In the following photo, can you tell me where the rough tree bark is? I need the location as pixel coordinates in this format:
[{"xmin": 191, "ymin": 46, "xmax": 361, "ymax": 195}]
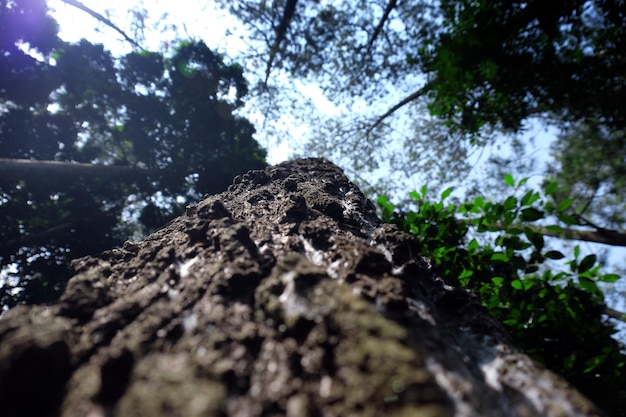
[{"xmin": 0, "ymin": 158, "xmax": 604, "ymax": 417}]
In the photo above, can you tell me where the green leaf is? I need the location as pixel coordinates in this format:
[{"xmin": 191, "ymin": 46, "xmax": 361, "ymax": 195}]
[
  {"xmin": 377, "ymin": 196, "xmax": 394, "ymax": 222},
  {"xmin": 546, "ymin": 225, "xmax": 563, "ymax": 233},
  {"xmin": 491, "ymin": 252, "xmax": 509, "ymax": 262},
  {"xmin": 545, "ymin": 250, "xmax": 565, "ymax": 260},
  {"xmin": 421, "ymin": 185, "xmax": 428, "ymax": 198},
  {"xmin": 521, "ymin": 190, "xmax": 539, "ymax": 207},
  {"xmin": 544, "ymin": 180, "xmax": 558, "ymax": 196},
  {"xmin": 579, "ymin": 277, "xmax": 600, "ymax": 294},
  {"xmin": 524, "ymin": 227, "xmax": 545, "ymax": 250},
  {"xmin": 503, "ymin": 173, "xmax": 515, "ymax": 187},
  {"xmin": 511, "ymin": 280, "xmax": 523, "ymax": 290},
  {"xmin": 526, "ymin": 264, "xmax": 539, "ymax": 273},
  {"xmin": 517, "ymin": 177, "xmax": 529, "ymax": 187},
  {"xmin": 578, "ymin": 254, "xmax": 597, "ymax": 273},
  {"xmin": 377, "ymin": 195, "xmax": 390, "ymax": 208},
  {"xmin": 467, "ymin": 238, "xmax": 479, "ymax": 252},
  {"xmin": 459, "ymin": 269, "xmax": 473, "ymax": 279},
  {"xmin": 557, "ymin": 213, "xmax": 578, "ymax": 225},
  {"xmin": 598, "ymin": 273, "xmax": 620, "ymax": 283},
  {"xmin": 441, "ymin": 187, "xmax": 453, "ymax": 200},
  {"xmin": 520, "ymin": 207, "xmax": 543, "ymax": 221},
  {"xmin": 473, "ymin": 196, "xmax": 485, "ymax": 209},
  {"xmin": 583, "ymin": 353, "xmax": 609, "ymax": 373},
  {"xmin": 409, "ymin": 190, "xmax": 420, "ymax": 200},
  {"xmin": 491, "ymin": 277, "xmax": 504, "ymax": 286},
  {"xmin": 503, "ymin": 196, "xmax": 517, "ymax": 210},
  {"xmin": 556, "ymin": 198, "xmax": 574, "ymax": 212}
]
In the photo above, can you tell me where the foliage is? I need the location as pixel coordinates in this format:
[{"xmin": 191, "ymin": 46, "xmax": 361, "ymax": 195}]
[
  {"xmin": 547, "ymin": 119, "xmax": 626, "ymax": 230},
  {"xmin": 0, "ymin": 0, "xmax": 266, "ymax": 309},
  {"xmin": 217, "ymin": 0, "xmax": 625, "ymax": 134},
  {"xmin": 213, "ymin": 0, "xmax": 626, "ymax": 229},
  {"xmin": 423, "ymin": 0, "xmax": 626, "ymax": 135},
  {"xmin": 378, "ymin": 177, "xmax": 626, "ymax": 415}
]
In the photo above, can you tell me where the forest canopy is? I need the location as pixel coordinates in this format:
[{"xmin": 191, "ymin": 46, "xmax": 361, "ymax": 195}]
[{"xmin": 0, "ymin": 0, "xmax": 266, "ymax": 308}]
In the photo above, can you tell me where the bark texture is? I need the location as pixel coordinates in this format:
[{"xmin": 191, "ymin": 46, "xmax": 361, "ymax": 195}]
[{"xmin": 0, "ymin": 158, "xmax": 604, "ymax": 417}]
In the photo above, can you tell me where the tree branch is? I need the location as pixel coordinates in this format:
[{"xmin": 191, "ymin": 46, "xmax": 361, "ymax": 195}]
[
  {"xmin": 264, "ymin": 0, "xmax": 298, "ymax": 84},
  {"xmin": 366, "ymin": 0, "xmax": 398, "ymax": 55},
  {"xmin": 603, "ymin": 306, "xmax": 626, "ymax": 324},
  {"xmin": 366, "ymin": 82, "xmax": 433, "ymax": 135},
  {"xmin": 459, "ymin": 218, "xmax": 626, "ymax": 247},
  {"xmin": 59, "ymin": 0, "xmax": 144, "ymax": 50},
  {"xmin": 0, "ymin": 158, "xmax": 157, "ymax": 183},
  {"xmin": 0, "ymin": 222, "xmax": 75, "ymax": 254}
]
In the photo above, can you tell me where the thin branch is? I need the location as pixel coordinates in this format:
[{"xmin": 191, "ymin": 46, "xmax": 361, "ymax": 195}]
[
  {"xmin": 366, "ymin": 0, "xmax": 398, "ymax": 55},
  {"xmin": 603, "ymin": 306, "xmax": 626, "ymax": 324},
  {"xmin": 366, "ymin": 81, "xmax": 434, "ymax": 135},
  {"xmin": 0, "ymin": 222, "xmax": 75, "ymax": 254},
  {"xmin": 264, "ymin": 0, "xmax": 298, "ymax": 85},
  {"xmin": 59, "ymin": 0, "xmax": 144, "ymax": 50},
  {"xmin": 458, "ymin": 218, "xmax": 626, "ymax": 247}
]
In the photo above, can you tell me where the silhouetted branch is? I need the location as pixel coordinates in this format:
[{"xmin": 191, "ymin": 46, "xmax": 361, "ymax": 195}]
[
  {"xmin": 458, "ymin": 218, "xmax": 626, "ymax": 247},
  {"xmin": 0, "ymin": 158, "xmax": 157, "ymax": 182},
  {"xmin": 264, "ymin": 0, "xmax": 298, "ymax": 84},
  {"xmin": 603, "ymin": 306, "xmax": 626, "ymax": 323},
  {"xmin": 366, "ymin": 81, "xmax": 433, "ymax": 135},
  {"xmin": 60, "ymin": 0, "xmax": 144, "ymax": 50},
  {"xmin": 366, "ymin": 0, "xmax": 397, "ymax": 55}
]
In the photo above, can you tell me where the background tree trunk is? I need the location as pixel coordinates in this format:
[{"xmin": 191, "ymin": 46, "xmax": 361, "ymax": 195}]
[
  {"xmin": 0, "ymin": 158, "xmax": 603, "ymax": 417},
  {"xmin": 0, "ymin": 158, "xmax": 155, "ymax": 183}
]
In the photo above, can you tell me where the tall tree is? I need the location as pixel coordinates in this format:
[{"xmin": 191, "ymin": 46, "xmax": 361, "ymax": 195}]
[
  {"xmin": 0, "ymin": 158, "xmax": 606, "ymax": 417},
  {"xmin": 0, "ymin": 0, "xmax": 266, "ymax": 309}
]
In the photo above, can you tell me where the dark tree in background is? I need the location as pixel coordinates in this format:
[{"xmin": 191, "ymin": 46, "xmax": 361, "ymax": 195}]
[{"xmin": 0, "ymin": 0, "xmax": 266, "ymax": 309}]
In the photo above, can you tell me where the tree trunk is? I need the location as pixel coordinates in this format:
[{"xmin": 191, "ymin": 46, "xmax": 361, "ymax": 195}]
[
  {"xmin": 0, "ymin": 158, "xmax": 603, "ymax": 417},
  {"xmin": 0, "ymin": 158, "xmax": 155, "ymax": 183}
]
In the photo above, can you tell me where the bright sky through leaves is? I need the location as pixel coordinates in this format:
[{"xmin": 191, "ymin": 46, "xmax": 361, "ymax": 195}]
[{"xmin": 47, "ymin": 0, "xmax": 350, "ymax": 164}]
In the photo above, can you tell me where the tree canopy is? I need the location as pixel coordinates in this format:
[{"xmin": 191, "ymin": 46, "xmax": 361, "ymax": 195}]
[
  {"xmin": 218, "ymin": 0, "xmax": 625, "ymax": 133},
  {"xmin": 0, "ymin": 0, "xmax": 266, "ymax": 309},
  {"xmin": 423, "ymin": 0, "xmax": 626, "ymax": 134}
]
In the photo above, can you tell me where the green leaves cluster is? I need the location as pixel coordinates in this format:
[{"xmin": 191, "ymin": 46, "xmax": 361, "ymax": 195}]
[
  {"xmin": 378, "ymin": 177, "xmax": 626, "ymax": 414},
  {"xmin": 422, "ymin": 0, "xmax": 626, "ymax": 135}
]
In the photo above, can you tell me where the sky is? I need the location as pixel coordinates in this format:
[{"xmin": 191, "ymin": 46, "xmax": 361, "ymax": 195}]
[{"xmin": 45, "ymin": 0, "xmax": 626, "ymax": 338}]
